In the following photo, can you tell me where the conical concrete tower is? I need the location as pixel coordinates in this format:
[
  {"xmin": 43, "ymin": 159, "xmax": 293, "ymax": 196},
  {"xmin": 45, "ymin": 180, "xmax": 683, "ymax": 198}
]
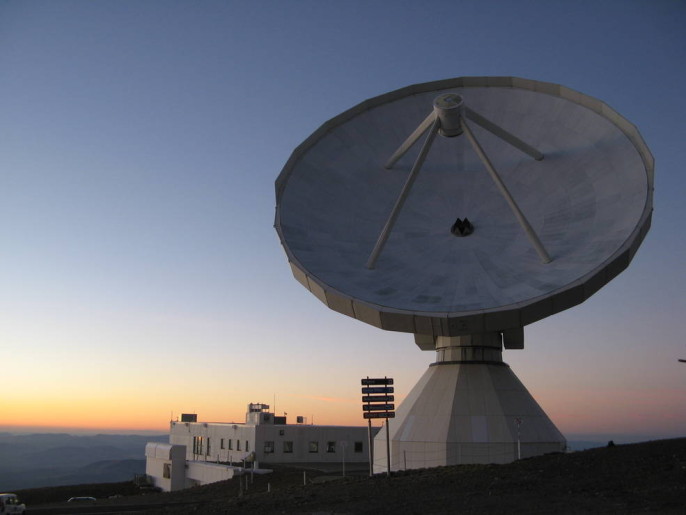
[{"xmin": 373, "ymin": 333, "xmax": 565, "ymax": 473}]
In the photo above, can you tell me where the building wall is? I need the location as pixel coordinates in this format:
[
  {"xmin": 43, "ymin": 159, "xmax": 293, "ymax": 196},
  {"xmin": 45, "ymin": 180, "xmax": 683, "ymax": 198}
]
[
  {"xmin": 144, "ymin": 442, "xmax": 186, "ymax": 492},
  {"xmin": 170, "ymin": 421, "xmax": 257, "ymax": 464},
  {"xmin": 169, "ymin": 420, "xmax": 371, "ymax": 465},
  {"xmin": 185, "ymin": 461, "xmax": 235, "ymax": 488},
  {"xmin": 254, "ymin": 424, "xmax": 370, "ymax": 464}
]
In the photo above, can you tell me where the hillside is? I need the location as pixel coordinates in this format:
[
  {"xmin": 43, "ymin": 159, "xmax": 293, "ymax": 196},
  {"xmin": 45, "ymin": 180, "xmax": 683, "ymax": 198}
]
[
  {"xmin": 0, "ymin": 433, "xmax": 167, "ymax": 490},
  {"xmin": 18, "ymin": 438, "xmax": 686, "ymax": 514}
]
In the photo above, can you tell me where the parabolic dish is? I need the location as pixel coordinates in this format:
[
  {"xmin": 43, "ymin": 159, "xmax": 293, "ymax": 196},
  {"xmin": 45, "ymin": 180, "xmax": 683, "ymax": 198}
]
[{"xmin": 275, "ymin": 77, "xmax": 654, "ymax": 337}]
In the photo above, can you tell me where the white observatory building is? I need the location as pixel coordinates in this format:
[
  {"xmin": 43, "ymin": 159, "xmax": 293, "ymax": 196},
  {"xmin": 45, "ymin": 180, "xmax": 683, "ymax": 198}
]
[
  {"xmin": 145, "ymin": 403, "xmax": 374, "ymax": 491},
  {"xmin": 274, "ymin": 76, "xmax": 653, "ymax": 472}
]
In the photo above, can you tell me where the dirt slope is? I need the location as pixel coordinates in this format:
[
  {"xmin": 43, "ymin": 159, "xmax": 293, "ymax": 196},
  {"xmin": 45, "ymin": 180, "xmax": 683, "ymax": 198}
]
[{"xmin": 21, "ymin": 438, "xmax": 686, "ymax": 514}]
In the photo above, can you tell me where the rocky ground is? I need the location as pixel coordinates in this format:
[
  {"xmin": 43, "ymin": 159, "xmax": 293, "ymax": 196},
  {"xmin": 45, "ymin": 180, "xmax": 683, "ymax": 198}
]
[{"xmin": 19, "ymin": 438, "xmax": 686, "ymax": 514}]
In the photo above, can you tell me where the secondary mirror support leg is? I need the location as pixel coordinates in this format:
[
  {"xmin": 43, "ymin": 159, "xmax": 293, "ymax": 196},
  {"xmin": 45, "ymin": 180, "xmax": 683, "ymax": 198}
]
[
  {"xmin": 461, "ymin": 118, "xmax": 552, "ymax": 264},
  {"xmin": 384, "ymin": 112, "xmax": 437, "ymax": 169},
  {"xmin": 465, "ymin": 108, "xmax": 544, "ymax": 161},
  {"xmin": 366, "ymin": 117, "xmax": 440, "ymax": 269}
]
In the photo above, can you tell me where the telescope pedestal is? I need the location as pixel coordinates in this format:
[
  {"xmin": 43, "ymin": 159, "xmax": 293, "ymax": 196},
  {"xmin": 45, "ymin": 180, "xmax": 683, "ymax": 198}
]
[{"xmin": 373, "ymin": 334, "xmax": 566, "ymax": 473}]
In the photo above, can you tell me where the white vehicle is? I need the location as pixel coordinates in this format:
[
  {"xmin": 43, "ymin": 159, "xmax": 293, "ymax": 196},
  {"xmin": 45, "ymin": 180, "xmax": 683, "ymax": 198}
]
[{"xmin": 0, "ymin": 493, "xmax": 25, "ymax": 515}]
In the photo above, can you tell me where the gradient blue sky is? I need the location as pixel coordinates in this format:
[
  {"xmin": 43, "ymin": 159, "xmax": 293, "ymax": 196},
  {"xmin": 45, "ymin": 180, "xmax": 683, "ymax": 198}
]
[{"xmin": 1, "ymin": 1, "xmax": 684, "ymax": 440}]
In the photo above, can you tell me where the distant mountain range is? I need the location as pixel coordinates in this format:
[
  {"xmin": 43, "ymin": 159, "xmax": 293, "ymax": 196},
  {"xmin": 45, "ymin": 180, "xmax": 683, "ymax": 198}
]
[{"xmin": 0, "ymin": 432, "xmax": 167, "ymax": 490}]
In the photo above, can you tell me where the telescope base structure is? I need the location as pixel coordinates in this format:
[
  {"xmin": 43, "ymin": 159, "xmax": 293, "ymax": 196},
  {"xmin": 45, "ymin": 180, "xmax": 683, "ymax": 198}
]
[{"xmin": 373, "ymin": 336, "xmax": 566, "ymax": 473}]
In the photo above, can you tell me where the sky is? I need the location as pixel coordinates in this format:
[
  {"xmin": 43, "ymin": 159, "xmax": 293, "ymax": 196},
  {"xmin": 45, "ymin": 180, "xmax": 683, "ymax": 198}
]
[{"xmin": 0, "ymin": 1, "xmax": 684, "ymax": 442}]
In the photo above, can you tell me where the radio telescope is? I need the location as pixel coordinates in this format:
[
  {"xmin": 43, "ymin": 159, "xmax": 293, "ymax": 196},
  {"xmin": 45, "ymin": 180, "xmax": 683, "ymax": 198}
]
[{"xmin": 274, "ymin": 77, "xmax": 654, "ymax": 471}]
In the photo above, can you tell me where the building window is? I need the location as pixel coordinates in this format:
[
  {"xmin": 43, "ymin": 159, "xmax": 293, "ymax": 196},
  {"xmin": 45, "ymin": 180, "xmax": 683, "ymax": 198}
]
[
  {"xmin": 354, "ymin": 441, "xmax": 363, "ymax": 453},
  {"xmin": 283, "ymin": 441, "xmax": 293, "ymax": 453},
  {"xmin": 221, "ymin": 438, "xmax": 225, "ymax": 450},
  {"xmin": 246, "ymin": 440, "xmax": 250, "ymax": 452},
  {"xmin": 264, "ymin": 441, "xmax": 275, "ymax": 453},
  {"xmin": 279, "ymin": 429, "xmax": 285, "ymax": 436},
  {"xmin": 163, "ymin": 463, "xmax": 171, "ymax": 479},
  {"xmin": 309, "ymin": 441, "xmax": 319, "ymax": 453},
  {"xmin": 237, "ymin": 440, "xmax": 241, "ymax": 451},
  {"xmin": 327, "ymin": 441, "xmax": 336, "ymax": 453},
  {"xmin": 206, "ymin": 438, "xmax": 211, "ymax": 456},
  {"xmin": 192, "ymin": 436, "xmax": 204, "ymax": 455},
  {"xmin": 228, "ymin": 439, "xmax": 232, "ymax": 450}
]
